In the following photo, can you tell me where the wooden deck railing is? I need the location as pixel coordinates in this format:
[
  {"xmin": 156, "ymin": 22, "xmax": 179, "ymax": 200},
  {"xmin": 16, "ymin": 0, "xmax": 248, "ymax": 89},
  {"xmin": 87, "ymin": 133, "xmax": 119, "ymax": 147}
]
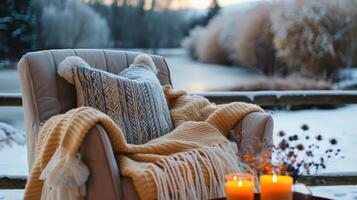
[
  {"xmin": 1, "ymin": 91, "xmax": 357, "ymax": 189},
  {"xmin": 193, "ymin": 90, "xmax": 357, "ymax": 106},
  {"xmin": 2, "ymin": 90, "xmax": 357, "ymax": 106},
  {"xmin": 0, "ymin": 93, "xmax": 22, "ymax": 106},
  {"xmin": 0, "ymin": 176, "xmax": 27, "ymax": 189}
]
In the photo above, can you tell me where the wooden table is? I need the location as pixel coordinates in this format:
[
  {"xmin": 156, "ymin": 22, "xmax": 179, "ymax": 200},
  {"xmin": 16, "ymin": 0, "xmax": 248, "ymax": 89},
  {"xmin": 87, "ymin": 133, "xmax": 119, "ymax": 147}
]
[{"xmin": 214, "ymin": 192, "xmax": 331, "ymax": 200}]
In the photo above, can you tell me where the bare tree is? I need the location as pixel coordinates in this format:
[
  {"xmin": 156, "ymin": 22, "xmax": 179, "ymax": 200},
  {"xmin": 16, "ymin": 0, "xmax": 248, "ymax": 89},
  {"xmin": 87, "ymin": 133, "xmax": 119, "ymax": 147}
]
[{"xmin": 103, "ymin": 0, "xmax": 184, "ymax": 48}]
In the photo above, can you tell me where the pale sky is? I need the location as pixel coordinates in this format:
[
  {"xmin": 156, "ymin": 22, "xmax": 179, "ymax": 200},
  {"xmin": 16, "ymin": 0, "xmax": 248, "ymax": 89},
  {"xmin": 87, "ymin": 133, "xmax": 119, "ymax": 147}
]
[
  {"xmin": 103, "ymin": 0, "xmax": 258, "ymax": 9},
  {"xmin": 182, "ymin": 0, "xmax": 257, "ymax": 9}
]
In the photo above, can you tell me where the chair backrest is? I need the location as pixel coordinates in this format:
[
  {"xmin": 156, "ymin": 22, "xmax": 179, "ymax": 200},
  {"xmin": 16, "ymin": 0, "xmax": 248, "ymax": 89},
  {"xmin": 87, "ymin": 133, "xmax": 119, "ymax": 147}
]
[{"xmin": 18, "ymin": 49, "xmax": 172, "ymax": 169}]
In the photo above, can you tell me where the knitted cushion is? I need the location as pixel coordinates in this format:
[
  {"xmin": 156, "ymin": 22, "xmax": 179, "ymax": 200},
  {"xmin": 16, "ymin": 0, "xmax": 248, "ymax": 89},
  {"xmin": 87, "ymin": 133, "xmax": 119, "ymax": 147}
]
[{"xmin": 58, "ymin": 55, "xmax": 173, "ymax": 144}]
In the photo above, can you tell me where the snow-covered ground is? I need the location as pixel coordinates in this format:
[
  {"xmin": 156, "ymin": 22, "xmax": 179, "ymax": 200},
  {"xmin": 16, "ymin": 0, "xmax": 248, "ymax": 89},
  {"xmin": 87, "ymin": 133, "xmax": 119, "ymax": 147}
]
[
  {"xmin": 0, "ymin": 190, "xmax": 23, "ymax": 200},
  {"xmin": 271, "ymin": 105, "xmax": 357, "ymax": 174},
  {"xmin": 310, "ymin": 185, "xmax": 357, "ymax": 200}
]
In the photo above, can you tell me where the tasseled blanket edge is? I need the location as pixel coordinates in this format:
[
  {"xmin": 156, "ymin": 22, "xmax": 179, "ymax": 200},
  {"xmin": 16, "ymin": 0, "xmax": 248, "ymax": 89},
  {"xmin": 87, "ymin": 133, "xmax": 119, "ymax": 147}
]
[
  {"xmin": 148, "ymin": 143, "xmax": 255, "ymax": 200},
  {"xmin": 39, "ymin": 148, "xmax": 89, "ymax": 200}
]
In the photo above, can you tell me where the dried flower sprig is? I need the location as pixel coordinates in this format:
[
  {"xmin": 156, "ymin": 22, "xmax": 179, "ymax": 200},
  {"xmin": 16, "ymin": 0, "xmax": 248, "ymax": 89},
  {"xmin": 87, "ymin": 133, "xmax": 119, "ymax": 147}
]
[{"xmin": 240, "ymin": 124, "xmax": 344, "ymax": 181}]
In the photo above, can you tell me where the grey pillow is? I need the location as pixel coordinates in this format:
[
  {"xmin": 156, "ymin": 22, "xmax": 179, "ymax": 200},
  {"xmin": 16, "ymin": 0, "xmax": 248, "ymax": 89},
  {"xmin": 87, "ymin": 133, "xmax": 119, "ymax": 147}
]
[{"xmin": 58, "ymin": 55, "xmax": 173, "ymax": 144}]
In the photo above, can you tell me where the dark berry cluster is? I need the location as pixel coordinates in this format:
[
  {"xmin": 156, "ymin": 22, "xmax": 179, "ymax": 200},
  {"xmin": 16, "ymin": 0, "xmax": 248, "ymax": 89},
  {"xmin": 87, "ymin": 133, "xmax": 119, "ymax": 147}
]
[{"xmin": 240, "ymin": 124, "xmax": 344, "ymax": 181}]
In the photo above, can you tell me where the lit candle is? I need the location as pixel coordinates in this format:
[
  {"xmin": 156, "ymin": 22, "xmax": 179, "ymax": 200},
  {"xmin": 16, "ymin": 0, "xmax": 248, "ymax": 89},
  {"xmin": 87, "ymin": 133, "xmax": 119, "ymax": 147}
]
[
  {"xmin": 225, "ymin": 173, "xmax": 254, "ymax": 200},
  {"xmin": 260, "ymin": 174, "xmax": 293, "ymax": 200}
]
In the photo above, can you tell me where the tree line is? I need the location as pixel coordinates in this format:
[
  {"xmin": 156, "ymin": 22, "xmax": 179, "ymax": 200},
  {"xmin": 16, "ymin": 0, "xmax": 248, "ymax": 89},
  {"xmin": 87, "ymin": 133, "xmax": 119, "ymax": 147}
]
[{"xmin": 0, "ymin": 0, "xmax": 220, "ymax": 61}]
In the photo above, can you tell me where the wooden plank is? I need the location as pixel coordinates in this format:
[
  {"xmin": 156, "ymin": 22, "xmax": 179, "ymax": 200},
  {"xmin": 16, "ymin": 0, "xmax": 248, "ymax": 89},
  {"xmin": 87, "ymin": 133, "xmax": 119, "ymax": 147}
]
[
  {"xmin": 0, "ymin": 176, "xmax": 26, "ymax": 189},
  {"xmin": 0, "ymin": 93, "xmax": 22, "ymax": 106},
  {"xmin": 192, "ymin": 91, "xmax": 357, "ymax": 106},
  {"xmin": 297, "ymin": 172, "xmax": 357, "ymax": 186},
  {"xmin": 1, "ymin": 173, "xmax": 357, "ymax": 189},
  {"xmin": 1, "ymin": 91, "xmax": 357, "ymax": 107}
]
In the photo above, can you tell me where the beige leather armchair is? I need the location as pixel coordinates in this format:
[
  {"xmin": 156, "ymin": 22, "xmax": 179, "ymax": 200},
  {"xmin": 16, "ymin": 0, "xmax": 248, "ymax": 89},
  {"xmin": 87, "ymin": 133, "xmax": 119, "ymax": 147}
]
[{"xmin": 18, "ymin": 49, "xmax": 273, "ymax": 199}]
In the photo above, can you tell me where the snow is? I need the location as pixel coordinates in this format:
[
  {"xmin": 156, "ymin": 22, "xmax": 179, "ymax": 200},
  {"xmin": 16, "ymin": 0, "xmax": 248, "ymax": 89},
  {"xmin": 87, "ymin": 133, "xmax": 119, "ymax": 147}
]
[
  {"xmin": 116, "ymin": 48, "xmax": 187, "ymax": 57},
  {"xmin": 336, "ymin": 68, "xmax": 357, "ymax": 89},
  {"xmin": 271, "ymin": 105, "xmax": 357, "ymax": 174},
  {"xmin": 0, "ymin": 189, "xmax": 23, "ymax": 200},
  {"xmin": 0, "ymin": 122, "xmax": 25, "ymax": 150},
  {"xmin": 310, "ymin": 185, "xmax": 357, "ymax": 200},
  {"xmin": 0, "ymin": 145, "xmax": 28, "ymax": 176}
]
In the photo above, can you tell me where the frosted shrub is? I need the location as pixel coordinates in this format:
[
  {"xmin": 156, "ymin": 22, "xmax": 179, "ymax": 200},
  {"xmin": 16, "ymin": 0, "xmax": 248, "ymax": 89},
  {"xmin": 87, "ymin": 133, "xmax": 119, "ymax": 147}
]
[
  {"xmin": 271, "ymin": 0, "xmax": 356, "ymax": 78},
  {"xmin": 182, "ymin": 26, "xmax": 204, "ymax": 59},
  {"xmin": 196, "ymin": 16, "xmax": 229, "ymax": 64},
  {"xmin": 41, "ymin": 0, "xmax": 110, "ymax": 48},
  {"xmin": 183, "ymin": 2, "xmax": 278, "ymax": 72},
  {"xmin": 341, "ymin": 0, "xmax": 357, "ymax": 67},
  {"xmin": 183, "ymin": 0, "xmax": 356, "ymax": 79},
  {"xmin": 229, "ymin": 2, "xmax": 276, "ymax": 74},
  {"xmin": 218, "ymin": 11, "xmax": 243, "ymax": 61}
]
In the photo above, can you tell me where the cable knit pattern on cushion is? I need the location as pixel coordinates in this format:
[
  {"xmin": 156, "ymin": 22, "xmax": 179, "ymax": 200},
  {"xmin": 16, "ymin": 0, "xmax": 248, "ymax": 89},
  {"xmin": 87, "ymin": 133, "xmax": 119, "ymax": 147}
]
[{"xmin": 58, "ymin": 56, "xmax": 173, "ymax": 144}]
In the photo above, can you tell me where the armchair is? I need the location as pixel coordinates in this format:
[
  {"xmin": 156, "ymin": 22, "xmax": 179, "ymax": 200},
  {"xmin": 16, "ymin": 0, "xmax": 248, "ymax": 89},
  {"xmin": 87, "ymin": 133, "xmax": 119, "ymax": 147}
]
[{"xmin": 18, "ymin": 49, "xmax": 273, "ymax": 199}]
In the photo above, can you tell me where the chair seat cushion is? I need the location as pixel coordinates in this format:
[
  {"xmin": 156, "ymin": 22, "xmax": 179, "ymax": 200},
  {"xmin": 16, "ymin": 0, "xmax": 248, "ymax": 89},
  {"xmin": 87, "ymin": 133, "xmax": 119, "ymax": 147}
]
[{"xmin": 58, "ymin": 56, "xmax": 173, "ymax": 144}]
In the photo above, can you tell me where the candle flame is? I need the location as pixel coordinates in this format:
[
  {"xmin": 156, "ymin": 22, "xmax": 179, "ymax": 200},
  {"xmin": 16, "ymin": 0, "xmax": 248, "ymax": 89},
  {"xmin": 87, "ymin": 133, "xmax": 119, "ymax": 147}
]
[
  {"xmin": 238, "ymin": 180, "xmax": 243, "ymax": 187},
  {"xmin": 272, "ymin": 174, "xmax": 278, "ymax": 183},
  {"xmin": 233, "ymin": 176, "xmax": 237, "ymax": 181}
]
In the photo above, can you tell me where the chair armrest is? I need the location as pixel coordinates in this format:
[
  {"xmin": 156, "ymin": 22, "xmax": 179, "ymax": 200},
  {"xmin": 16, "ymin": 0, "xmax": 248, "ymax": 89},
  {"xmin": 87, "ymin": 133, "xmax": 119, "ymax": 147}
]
[
  {"xmin": 228, "ymin": 112, "xmax": 274, "ymax": 155},
  {"xmin": 79, "ymin": 124, "xmax": 122, "ymax": 200}
]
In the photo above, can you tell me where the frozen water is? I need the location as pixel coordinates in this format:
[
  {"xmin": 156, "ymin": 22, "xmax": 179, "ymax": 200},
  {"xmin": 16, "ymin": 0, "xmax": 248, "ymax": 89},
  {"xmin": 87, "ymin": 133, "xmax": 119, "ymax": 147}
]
[{"xmin": 166, "ymin": 55, "xmax": 263, "ymax": 92}]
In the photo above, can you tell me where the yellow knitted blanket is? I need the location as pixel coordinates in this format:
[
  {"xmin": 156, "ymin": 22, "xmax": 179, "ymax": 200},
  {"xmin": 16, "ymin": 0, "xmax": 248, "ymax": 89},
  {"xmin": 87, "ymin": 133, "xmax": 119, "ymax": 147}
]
[{"xmin": 24, "ymin": 86, "xmax": 263, "ymax": 200}]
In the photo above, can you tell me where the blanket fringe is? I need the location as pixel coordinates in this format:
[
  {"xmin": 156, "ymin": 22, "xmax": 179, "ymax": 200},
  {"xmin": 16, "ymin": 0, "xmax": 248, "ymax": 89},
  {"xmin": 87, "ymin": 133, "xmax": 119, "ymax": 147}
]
[{"xmin": 150, "ymin": 143, "xmax": 252, "ymax": 200}]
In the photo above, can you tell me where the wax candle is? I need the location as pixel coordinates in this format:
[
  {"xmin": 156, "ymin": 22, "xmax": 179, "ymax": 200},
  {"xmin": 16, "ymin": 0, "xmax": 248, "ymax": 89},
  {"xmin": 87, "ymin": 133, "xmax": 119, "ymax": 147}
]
[
  {"xmin": 225, "ymin": 173, "xmax": 254, "ymax": 200},
  {"xmin": 260, "ymin": 174, "xmax": 293, "ymax": 200}
]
